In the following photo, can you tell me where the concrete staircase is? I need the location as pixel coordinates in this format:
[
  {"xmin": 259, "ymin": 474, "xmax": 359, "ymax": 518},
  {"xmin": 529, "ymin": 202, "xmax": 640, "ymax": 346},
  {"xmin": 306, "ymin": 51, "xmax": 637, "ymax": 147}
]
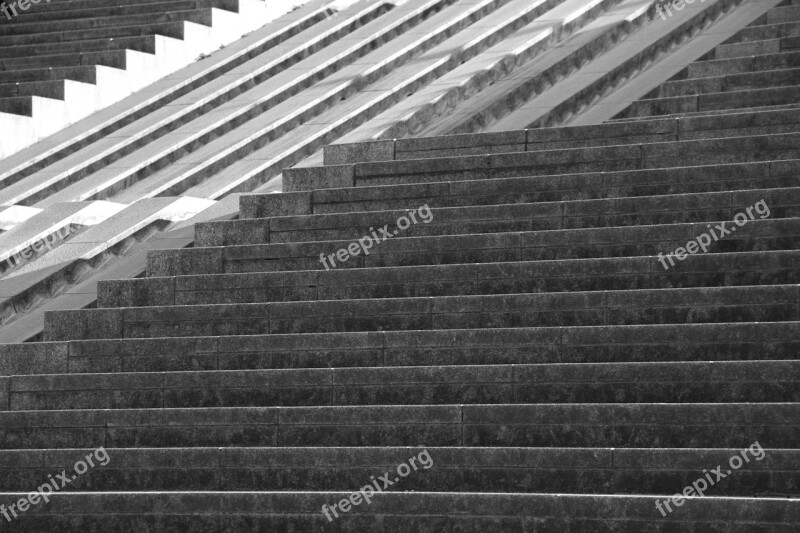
[
  {"xmin": 0, "ymin": 0, "xmax": 788, "ymax": 344},
  {"xmin": 0, "ymin": 0, "xmax": 798, "ymax": 529}
]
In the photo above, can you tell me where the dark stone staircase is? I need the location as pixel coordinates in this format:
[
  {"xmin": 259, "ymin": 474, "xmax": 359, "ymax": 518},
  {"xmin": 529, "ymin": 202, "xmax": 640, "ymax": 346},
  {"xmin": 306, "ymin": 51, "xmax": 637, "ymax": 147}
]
[{"xmin": 1, "ymin": 1, "xmax": 799, "ymax": 530}]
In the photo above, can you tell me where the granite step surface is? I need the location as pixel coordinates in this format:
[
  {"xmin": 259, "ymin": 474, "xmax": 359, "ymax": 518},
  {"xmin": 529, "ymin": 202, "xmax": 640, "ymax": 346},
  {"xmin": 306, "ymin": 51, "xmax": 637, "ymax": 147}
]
[
  {"xmin": 2, "ymin": 360, "xmax": 796, "ymax": 410},
  {"xmin": 0, "ymin": 446, "xmax": 794, "ymax": 495},
  {"xmin": 98, "ymin": 250, "xmax": 800, "ymax": 308},
  {"xmin": 4, "ymin": 322, "xmax": 797, "ymax": 376},
  {"xmin": 43, "ymin": 284, "xmax": 800, "ymax": 341},
  {"xmin": 148, "ymin": 217, "xmax": 800, "ymax": 277},
  {"xmin": 0, "ymin": 403, "xmax": 796, "ymax": 449},
  {"xmin": 195, "ymin": 185, "xmax": 794, "ymax": 247},
  {"xmin": 0, "ymin": 491, "xmax": 795, "ymax": 532}
]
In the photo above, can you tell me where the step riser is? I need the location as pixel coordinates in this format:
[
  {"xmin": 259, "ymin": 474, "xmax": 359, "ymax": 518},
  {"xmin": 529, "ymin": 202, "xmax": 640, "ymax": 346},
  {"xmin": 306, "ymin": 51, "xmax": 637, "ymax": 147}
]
[
  {"xmin": 5, "ymin": 0, "xmax": 232, "ymax": 26},
  {"xmin": 0, "ymin": 493, "xmax": 795, "ymax": 533},
  {"xmin": 0, "ymin": 49, "xmax": 132, "ymax": 73},
  {"xmin": 6, "ymin": 361, "xmax": 797, "ymax": 411},
  {"xmin": 714, "ymin": 37, "xmax": 798, "ymax": 60},
  {"xmin": 268, "ymin": 168, "xmax": 797, "ymax": 220},
  {"xmin": 99, "ymin": 251, "xmax": 800, "ymax": 308},
  {"xmin": 622, "ymin": 86, "xmax": 800, "ymax": 119},
  {"xmin": 686, "ymin": 50, "xmax": 800, "ymax": 78},
  {"xmin": 655, "ymin": 68, "xmax": 800, "ymax": 98},
  {"xmin": 0, "ymin": 447, "xmax": 792, "ymax": 495},
  {"xmin": 151, "ymin": 218, "xmax": 800, "ymax": 277},
  {"xmin": 327, "ymin": 109, "xmax": 800, "ymax": 164},
  {"xmin": 199, "ymin": 187, "xmax": 796, "ymax": 247},
  {"xmin": 0, "ymin": 9, "xmax": 215, "ymax": 37},
  {"xmin": 298, "ymin": 171, "xmax": 800, "ymax": 218},
  {"xmin": 287, "ymin": 133, "xmax": 800, "ymax": 192},
  {"xmin": 241, "ymin": 159, "xmax": 798, "ymax": 218},
  {"xmin": 45, "ymin": 286, "xmax": 800, "ymax": 341},
  {"xmin": 0, "ymin": 404, "xmax": 796, "ymax": 449},
  {"xmin": 13, "ymin": 323, "xmax": 794, "ymax": 375},
  {"xmin": 0, "ymin": 21, "xmax": 189, "ymax": 50},
  {"xmin": 731, "ymin": 21, "xmax": 800, "ymax": 43},
  {"xmin": 0, "ymin": 35, "xmax": 159, "ymax": 61}
]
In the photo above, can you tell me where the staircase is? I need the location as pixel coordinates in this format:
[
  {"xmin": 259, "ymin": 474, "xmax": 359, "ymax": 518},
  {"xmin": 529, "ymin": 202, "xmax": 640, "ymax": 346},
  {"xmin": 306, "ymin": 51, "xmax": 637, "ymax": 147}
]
[
  {"xmin": 1, "ymin": 0, "xmax": 778, "ymax": 345},
  {"xmin": 0, "ymin": 0, "xmax": 799, "ymax": 530}
]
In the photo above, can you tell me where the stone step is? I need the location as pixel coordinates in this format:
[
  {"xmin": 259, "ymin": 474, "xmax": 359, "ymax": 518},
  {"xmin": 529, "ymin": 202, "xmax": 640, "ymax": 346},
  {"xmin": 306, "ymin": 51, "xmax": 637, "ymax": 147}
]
[
  {"xmin": 0, "ymin": 403, "xmax": 797, "ymax": 449},
  {"xmin": 284, "ymin": 132, "xmax": 800, "ymax": 192},
  {"xmin": 608, "ymin": 102, "xmax": 800, "ymax": 122},
  {"xmin": 0, "ymin": 34, "xmax": 159, "ymax": 61},
  {"xmin": 0, "ymin": 446, "xmax": 793, "ymax": 496},
  {"xmin": 327, "ymin": 109, "xmax": 800, "ymax": 163},
  {"xmin": 1, "ymin": 0, "xmax": 230, "ymax": 27},
  {"xmin": 768, "ymin": 4, "xmax": 800, "ymax": 24},
  {"xmin": 713, "ymin": 35, "xmax": 800, "ymax": 59},
  {"xmin": 647, "ymin": 67, "xmax": 800, "ymax": 99},
  {"xmin": 0, "ymin": 7, "xmax": 216, "ymax": 38},
  {"xmin": 0, "ymin": 11, "xmax": 213, "ymax": 48},
  {"xmin": 0, "ymin": 78, "xmax": 106, "ymax": 101},
  {"xmin": 199, "ymin": 185, "xmax": 793, "ymax": 250},
  {"xmin": 0, "ymin": 47, "xmax": 160, "ymax": 74},
  {"xmin": 617, "ymin": 85, "xmax": 800, "ymax": 119},
  {"xmin": 5, "ymin": 0, "xmax": 220, "ymax": 14},
  {"xmin": 728, "ymin": 20, "xmax": 800, "ymax": 43},
  {"xmin": 98, "ymin": 250, "xmax": 799, "ymax": 310},
  {"xmin": 43, "ymin": 284, "xmax": 800, "ymax": 341},
  {"xmin": 685, "ymin": 49, "xmax": 800, "ymax": 78},
  {"xmin": 4, "ymin": 360, "xmax": 797, "ymax": 411},
  {"xmin": 4, "ymin": 322, "xmax": 796, "ymax": 376},
  {"xmin": 0, "ymin": 64, "xmax": 99, "ymax": 85},
  {"xmin": 149, "ymin": 216, "xmax": 800, "ymax": 278},
  {"xmin": 244, "ymin": 159, "xmax": 798, "ymax": 221},
  {"xmin": 0, "ymin": 491, "xmax": 795, "ymax": 532}
]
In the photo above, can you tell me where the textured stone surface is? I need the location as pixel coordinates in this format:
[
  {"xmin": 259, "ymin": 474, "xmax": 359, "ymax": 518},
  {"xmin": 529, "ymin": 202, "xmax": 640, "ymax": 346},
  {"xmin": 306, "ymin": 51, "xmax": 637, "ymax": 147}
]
[{"xmin": 2, "ymin": 0, "xmax": 800, "ymax": 529}]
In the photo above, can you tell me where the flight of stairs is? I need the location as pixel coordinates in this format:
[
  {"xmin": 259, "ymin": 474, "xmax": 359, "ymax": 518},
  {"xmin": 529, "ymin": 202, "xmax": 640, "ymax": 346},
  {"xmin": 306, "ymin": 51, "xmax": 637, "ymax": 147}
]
[
  {"xmin": 2, "ymin": 0, "xmax": 781, "ymax": 345},
  {"xmin": 0, "ymin": 0, "xmax": 799, "ymax": 530}
]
